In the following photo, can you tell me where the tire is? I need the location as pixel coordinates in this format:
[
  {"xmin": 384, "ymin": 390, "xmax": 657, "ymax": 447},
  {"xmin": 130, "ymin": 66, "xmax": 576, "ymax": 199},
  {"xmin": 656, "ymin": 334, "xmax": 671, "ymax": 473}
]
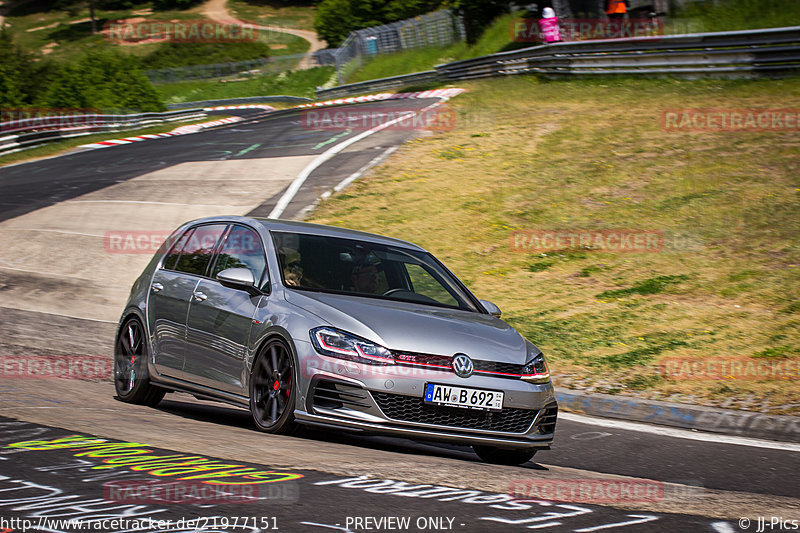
[
  {"xmin": 473, "ymin": 445, "xmax": 537, "ymax": 466},
  {"xmin": 114, "ymin": 316, "xmax": 165, "ymax": 407},
  {"xmin": 249, "ymin": 338, "xmax": 298, "ymax": 434}
]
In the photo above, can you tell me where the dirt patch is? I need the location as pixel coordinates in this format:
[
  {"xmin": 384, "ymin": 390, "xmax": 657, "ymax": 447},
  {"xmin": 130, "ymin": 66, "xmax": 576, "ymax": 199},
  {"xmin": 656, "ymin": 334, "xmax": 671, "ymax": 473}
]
[{"xmin": 26, "ymin": 21, "xmax": 59, "ymax": 32}]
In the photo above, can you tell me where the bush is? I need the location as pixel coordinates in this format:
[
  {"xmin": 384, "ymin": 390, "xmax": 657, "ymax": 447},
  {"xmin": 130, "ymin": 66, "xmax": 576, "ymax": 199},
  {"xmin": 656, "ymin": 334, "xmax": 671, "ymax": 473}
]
[
  {"xmin": 313, "ymin": 0, "xmax": 443, "ymax": 47},
  {"xmin": 0, "ymin": 31, "xmax": 54, "ymax": 107},
  {"xmin": 42, "ymin": 49, "xmax": 164, "ymax": 112},
  {"xmin": 141, "ymin": 42, "xmax": 272, "ymax": 69}
]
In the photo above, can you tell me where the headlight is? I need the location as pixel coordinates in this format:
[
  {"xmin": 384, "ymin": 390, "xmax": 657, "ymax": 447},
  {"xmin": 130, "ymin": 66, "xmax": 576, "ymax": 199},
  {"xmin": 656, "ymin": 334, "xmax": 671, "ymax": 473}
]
[
  {"xmin": 310, "ymin": 327, "xmax": 395, "ymax": 365},
  {"xmin": 521, "ymin": 351, "xmax": 550, "ymax": 384}
]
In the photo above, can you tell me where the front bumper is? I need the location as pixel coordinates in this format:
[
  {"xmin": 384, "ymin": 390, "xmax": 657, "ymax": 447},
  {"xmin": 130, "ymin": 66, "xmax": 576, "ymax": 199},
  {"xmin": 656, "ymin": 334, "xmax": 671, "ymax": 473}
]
[{"xmin": 293, "ymin": 339, "xmax": 558, "ymax": 449}]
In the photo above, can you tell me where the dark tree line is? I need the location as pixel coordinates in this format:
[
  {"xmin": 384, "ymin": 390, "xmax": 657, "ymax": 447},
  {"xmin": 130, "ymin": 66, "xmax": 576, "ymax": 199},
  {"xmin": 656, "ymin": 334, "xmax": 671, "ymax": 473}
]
[
  {"xmin": 0, "ymin": 31, "xmax": 163, "ymax": 112},
  {"xmin": 313, "ymin": 0, "xmax": 508, "ymax": 47}
]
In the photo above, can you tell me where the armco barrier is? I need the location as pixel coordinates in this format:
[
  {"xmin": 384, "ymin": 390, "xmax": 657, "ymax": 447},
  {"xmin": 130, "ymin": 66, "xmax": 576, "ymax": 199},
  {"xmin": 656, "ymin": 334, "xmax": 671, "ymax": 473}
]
[
  {"xmin": 438, "ymin": 26, "xmax": 800, "ymax": 79},
  {"xmin": 556, "ymin": 388, "xmax": 800, "ymax": 443},
  {"xmin": 0, "ymin": 109, "xmax": 205, "ymax": 136},
  {"xmin": 0, "ymin": 109, "xmax": 206, "ymax": 158},
  {"xmin": 316, "ymin": 71, "xmax": 439, "ymax": 100},
  {"xmin": 316, "ymin": 26, "xmax": 800, "ymax": 98},
  {"xmin": 167, "ymin": 95, "xmax": 312, "ymax": 109}
]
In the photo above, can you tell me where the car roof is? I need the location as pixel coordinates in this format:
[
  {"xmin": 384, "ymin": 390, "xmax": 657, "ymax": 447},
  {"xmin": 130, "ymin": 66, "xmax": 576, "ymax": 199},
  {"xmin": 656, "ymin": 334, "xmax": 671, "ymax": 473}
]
[{"xmin": 184, "ymin": 216, "xmax": 426, "ymax": 252}]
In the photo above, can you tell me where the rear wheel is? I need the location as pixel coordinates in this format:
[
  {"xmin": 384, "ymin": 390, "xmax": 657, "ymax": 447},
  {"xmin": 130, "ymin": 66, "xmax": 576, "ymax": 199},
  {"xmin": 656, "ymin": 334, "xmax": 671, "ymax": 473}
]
[
  {"xmin": 250, "ymin": 338, "xmax": 297, "ymax": 434},
  {"xmin": 473, "ymin": 445, "xmax": 537, "ymax": 466},
  {"xmin": 114, "ymin": 317, "xmax": 165, "ymax": 407}
]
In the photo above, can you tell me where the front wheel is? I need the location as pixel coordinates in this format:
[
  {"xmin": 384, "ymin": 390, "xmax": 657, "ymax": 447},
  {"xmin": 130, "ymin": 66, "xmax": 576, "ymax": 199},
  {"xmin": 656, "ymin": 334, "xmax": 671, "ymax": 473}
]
[
  {"xmin": 473, "ymin": 445, "xmax": 537, "ymax": 466},
  {"xmin": 114, "ymin": 317, "xmax": 165, "ymax": 407},
  {"xmin": 249, "ymin": 338, "xmax": 297, "ymax": 434}
]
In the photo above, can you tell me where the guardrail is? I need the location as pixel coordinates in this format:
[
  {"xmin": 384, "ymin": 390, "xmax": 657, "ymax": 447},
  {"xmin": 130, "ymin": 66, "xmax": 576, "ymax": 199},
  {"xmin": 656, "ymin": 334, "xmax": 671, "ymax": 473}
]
[
  {"xmin": 316, "ymin": 26, "xmax": 800, "ymax": 98},
  {"xmin": 0, "ymin": 109, "xmax": 206, "ymax": 158},
  {"xmin": 438, "ymin": 26, "xmax": 800, "ymax": 79},
  {"xmin": 0, "ymin": 109, "xmax": 205, "ymax": 136},
  {"xmin": 315, "ymin": 71, "xmax": 439, "ymax": 99},
  {"xmin": 167, "ymin": 95, "xmax": 312, "ymax": 109}
]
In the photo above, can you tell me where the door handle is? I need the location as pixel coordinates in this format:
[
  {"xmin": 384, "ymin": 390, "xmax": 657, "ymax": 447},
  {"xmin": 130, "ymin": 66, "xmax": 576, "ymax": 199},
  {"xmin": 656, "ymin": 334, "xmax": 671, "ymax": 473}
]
[
  {"xmin": 193, "ymin": 292, "xmax": 207, "ymax": 302},
  {"xmin": 151, "ymin": 283, "xmax": 164, "ymax": 293}
]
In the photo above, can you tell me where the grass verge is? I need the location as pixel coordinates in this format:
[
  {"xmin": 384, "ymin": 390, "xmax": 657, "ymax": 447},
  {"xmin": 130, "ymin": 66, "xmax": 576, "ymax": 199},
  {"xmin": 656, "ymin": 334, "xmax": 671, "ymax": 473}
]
[
  {"xmin": 155, "ymin": 66, "xmax": 335, "ymax": 103},
  {"xmin": 5, "ymin": 2, "xmax": 308, "ymax": 63},
  {"xmin": 228, "ymin": 0, "xmax": 316, "ymax": 31},
  {"xmin": 345, "ymin": 12, "xmax": 526, "ymax": 84},
  {"xmin": 308, "ymin": 75, "xmax": 800, "ymax": 414},
  {"xmin": 674, "ymin": 0, "xmax": 800, "ymax": 33}
]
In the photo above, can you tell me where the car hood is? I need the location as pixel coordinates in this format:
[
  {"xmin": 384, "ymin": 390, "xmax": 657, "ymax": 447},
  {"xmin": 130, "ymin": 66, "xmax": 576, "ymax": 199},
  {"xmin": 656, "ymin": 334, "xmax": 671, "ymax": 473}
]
[{"xmin": 284, "ymin": 290, "xmax": 528, "ymax": 363}]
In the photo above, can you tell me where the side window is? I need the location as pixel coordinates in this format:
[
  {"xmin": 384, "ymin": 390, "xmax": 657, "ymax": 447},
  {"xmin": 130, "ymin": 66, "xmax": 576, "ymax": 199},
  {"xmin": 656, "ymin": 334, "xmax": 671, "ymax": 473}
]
[
  {"xmin": 212, "ymin": 225, "xmax": 268, "ymax": 287},
  {"xmin": 405, "ymin": 263, "xmax": 458, "ymax": 307},
  {"xmin": 163, "ymin": 228, "xmax": 194, "ymax": 271},
  {"xmin": 174, "ymin": 224, "xmax": 227, "ymax": 276}
]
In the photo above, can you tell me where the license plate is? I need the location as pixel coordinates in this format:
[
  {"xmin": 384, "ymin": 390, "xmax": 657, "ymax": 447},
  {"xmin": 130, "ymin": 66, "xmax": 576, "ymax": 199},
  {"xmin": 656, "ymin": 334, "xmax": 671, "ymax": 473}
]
[{"xmin": 424, "ymin": 383, "xmax": 503, "ymax": 411}]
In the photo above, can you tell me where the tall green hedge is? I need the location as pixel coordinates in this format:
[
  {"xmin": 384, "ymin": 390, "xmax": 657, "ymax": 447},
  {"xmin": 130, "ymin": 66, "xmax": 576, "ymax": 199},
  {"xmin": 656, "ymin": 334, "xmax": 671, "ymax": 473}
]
[{"xmin": 0, "ymin": 32, "xmax": 163, "ymax": 112}]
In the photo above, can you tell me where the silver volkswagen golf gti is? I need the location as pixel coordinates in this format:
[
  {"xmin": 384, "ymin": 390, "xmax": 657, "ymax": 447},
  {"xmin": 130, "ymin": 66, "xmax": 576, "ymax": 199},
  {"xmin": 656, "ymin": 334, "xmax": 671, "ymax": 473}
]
[{"xmin": 114, "ymin": 216, "xmax": 557, "ymax": 465}]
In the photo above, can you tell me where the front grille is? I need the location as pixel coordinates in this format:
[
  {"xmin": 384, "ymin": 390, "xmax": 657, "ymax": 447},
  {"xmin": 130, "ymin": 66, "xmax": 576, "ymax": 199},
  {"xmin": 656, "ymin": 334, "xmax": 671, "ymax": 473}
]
[
  {"xmin": 472, "ymin": 360, "xmax": 525, "ymax": 376},
  {"xmin": 534, "ymin": 404, "xmax": 558, "ymax": 434},
  {"xmin": 312, "ymin": 380, "xmax": 371, "ymax": 410},
  {"xmin": 372, "ymin": 391, "xmax": 537, "ymax": 433},
  {"xmin": 391, "ymin": 351, "xmax": 525, "ymax": 380}
]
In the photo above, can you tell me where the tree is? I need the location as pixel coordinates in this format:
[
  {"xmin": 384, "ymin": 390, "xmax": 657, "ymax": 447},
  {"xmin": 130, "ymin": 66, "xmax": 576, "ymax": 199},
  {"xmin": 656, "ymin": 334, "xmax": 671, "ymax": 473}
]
[
  {"xmin": 314, "ymin": 0, "xmax": 357, "ymax": 47},
  {"xmin": 0, "ymin": 31, "xmax": 54, "ymax": 107},
  {"xmin": 314, "ymin": 0, "xmax": 445, "ymax": 47},
  {"xmin": 447, "ymin": 0, "xmax": 508, "ymax": 43}
]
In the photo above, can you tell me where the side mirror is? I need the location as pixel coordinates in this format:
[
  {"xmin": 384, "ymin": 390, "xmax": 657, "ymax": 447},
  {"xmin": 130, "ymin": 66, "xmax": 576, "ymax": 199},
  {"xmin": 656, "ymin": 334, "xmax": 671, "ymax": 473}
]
[
  {"xmin": 480, "ymin": 299, "xmax": 502, "ymax": 318},
  {"xmin": 217, "ymin": 267, "xmax": 257, "ymax": 292}
]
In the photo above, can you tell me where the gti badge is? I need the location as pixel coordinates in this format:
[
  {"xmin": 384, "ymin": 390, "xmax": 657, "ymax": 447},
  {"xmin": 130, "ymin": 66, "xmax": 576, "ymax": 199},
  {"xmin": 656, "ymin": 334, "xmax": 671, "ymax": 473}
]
[{"xmin": 452, "ymin": 353, "xmax": 474, "ymax": 378}]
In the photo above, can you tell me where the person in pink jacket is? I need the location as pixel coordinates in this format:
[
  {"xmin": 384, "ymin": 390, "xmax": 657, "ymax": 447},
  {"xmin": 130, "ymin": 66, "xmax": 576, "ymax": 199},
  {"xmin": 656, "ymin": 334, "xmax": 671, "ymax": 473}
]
[{"xmin": 539, "ymin": 7, "xmax": 561, "ymax": 43}]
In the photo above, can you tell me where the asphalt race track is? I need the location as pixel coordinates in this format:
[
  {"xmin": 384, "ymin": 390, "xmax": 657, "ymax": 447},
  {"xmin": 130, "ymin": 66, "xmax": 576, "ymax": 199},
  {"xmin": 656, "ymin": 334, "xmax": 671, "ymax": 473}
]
[{"xmin": 1, "ymin": 100, "xmax": 798, "ymax": 533}]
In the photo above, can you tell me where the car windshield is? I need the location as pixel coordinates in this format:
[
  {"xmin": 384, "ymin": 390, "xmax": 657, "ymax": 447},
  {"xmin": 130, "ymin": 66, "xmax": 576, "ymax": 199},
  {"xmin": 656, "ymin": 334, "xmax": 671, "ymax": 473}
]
[{"xmin": 272, "ymin": 231, "xmax": 480, "ymax": 312}]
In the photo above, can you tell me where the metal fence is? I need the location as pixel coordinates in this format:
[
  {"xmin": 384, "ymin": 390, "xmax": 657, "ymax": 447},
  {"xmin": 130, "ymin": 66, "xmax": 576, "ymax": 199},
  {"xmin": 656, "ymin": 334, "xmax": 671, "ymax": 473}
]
[
  {"xmin": 316, "ymin": 26, "xmax": 800, "ymax": 98},
  {"xmin": 318, "ymin": 10, "xmax": 466, "ymax": 85},
  {"xmin": 145, "ymin": 53, "xmax": 314, "ymax": 84}
]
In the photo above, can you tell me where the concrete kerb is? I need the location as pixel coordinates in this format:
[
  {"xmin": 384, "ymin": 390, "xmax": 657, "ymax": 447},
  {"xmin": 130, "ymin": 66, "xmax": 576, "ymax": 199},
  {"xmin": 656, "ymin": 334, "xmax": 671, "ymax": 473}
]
[{"xmin": 556, "ymin": 388, "xmax": 800, "ymax": 443}]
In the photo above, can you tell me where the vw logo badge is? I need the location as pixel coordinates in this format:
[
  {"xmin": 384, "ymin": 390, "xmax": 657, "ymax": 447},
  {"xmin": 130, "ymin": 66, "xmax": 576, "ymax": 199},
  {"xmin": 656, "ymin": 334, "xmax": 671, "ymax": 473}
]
[{"xmin": 452, "ymin": 354, "xmax": 474, "ymax": 378}]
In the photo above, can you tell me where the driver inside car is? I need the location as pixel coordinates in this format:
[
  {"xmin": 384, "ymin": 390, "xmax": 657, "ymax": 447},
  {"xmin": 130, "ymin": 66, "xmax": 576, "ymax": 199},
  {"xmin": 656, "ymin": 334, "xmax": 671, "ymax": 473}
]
[{"xmin": 351, "ymin": 262, "xmax": 380, "ymax": 294}]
